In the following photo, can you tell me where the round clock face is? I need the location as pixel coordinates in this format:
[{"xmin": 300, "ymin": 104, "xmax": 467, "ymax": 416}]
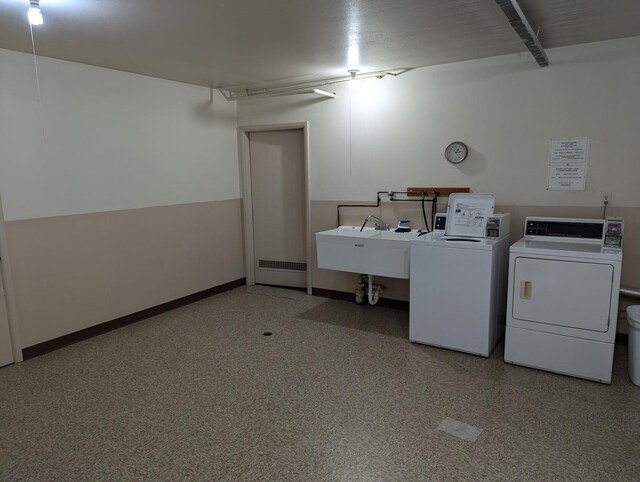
[{"xmin": 445, "ymin": 142, "xmax": 468, "ymax": 164}]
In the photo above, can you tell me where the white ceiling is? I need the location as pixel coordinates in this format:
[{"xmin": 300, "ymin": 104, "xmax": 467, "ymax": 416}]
[{"xmin": 1, "ymin": 0, "xmax": 639, "ymax": 90}]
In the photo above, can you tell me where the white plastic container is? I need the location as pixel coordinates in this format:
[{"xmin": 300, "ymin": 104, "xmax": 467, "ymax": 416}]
[{"xmin": 627, "ymin": 305, "xmax": 640, "ymax": 386}]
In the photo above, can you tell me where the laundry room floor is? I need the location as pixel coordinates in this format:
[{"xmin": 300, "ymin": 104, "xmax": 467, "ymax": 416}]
[{"xmin": 1, "ymin": 285, "xmax": 638, "ymax": 481}]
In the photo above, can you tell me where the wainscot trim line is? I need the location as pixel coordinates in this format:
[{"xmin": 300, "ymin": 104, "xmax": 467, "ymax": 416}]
[{"xmin": 22, "ymin": 278, "xmax": 246, "ymax": 360}]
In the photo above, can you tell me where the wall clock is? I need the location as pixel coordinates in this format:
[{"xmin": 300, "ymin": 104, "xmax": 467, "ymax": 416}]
[{"xmin": 445, "ymin": 141, "xmax": 468, "ymax": 164}]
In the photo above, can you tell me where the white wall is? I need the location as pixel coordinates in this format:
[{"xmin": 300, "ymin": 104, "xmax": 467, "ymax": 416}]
[
  {"xmin": 0, "ymin": 49, "xmax": 244, "ymax": 349},
  {"xmin": 0, "ymin": 48, "xmax": 239, "ymax": 221},
  {"xmin": 238, "ymin": 37, "xmax": 640, "ymax": 209}
]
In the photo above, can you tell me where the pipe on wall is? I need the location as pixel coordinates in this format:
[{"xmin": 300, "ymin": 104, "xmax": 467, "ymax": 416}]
[{"xmin": 621, "ymin": 285, "xmax": 640, "ymax": 301}]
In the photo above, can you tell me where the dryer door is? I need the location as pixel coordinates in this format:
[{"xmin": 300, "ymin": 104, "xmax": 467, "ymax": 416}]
[{"xmin": 512, "ymin": 257, "xmax": 613, "ymax": 332}]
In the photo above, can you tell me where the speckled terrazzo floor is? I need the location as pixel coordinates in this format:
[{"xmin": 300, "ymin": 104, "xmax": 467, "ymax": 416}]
[{"xmin": 1, "ymin": 285, "xmax": 639, "ymax": 481}]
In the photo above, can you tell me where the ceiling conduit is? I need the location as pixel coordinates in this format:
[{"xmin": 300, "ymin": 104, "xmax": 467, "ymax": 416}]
[{"xmin": 495, "ymin": 0, "xmax": 549, "ymax": 67}]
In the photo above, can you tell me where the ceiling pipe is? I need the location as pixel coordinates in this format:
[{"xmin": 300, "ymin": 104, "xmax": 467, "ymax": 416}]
[
  {"xmin": 219, "ymin": 87, "xmax": 336, "ymax": 101},
  {"xmin": 225, "ymin": 88, "xmax": 336, "ymax": 100},
  {"xmin": 495, "ymin": 0, "xmax": 549, "ymax": 67},
  {"xmin": 218, "ymin": 68, "xmax": 411, "ymax": 101}
]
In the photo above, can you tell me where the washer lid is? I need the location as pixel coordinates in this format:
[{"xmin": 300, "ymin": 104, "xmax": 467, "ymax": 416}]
[
  {"xmin": 410, "ymin": 234, "xmax": 502, "ymax": 250},
  {"xmin": 445, "ymin": 193, "xmax": 495, "ymax": 238},
  {"xmin": 628, "ymin": 306, "xmax": 640, "ymax": 328}
]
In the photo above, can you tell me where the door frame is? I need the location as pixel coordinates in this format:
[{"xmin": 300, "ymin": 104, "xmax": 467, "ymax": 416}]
[
  {"xmin": 0, "ymin": 194, "xmax": 23, "ymax": 363},
  {"xmin": 238, "ymin": 122, "xmax": 312, "ymax": 295}
]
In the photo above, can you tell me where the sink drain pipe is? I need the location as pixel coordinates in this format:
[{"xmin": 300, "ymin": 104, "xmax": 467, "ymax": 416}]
[{"xmin": 356, "ymin": 274, "xmax": 383, "ymax": 305}]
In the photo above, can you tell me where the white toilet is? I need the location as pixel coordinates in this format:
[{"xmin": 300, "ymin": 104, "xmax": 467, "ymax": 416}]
[{"xmin": 627, "ymin": 305, "xmax": 640, "ymax": 386}]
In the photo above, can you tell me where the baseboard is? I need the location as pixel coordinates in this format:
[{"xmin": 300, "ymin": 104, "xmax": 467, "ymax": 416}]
[
  {"xmin": 311, "ymin": 287, "xmax": 410, "ymax": 311},
  {"xmin": 22, "ymin": 278, "xmax": 246, "ymax": 360},
  {"xmin": 23, "ymin": 278, "xmax": 623, "ymax": 359}
]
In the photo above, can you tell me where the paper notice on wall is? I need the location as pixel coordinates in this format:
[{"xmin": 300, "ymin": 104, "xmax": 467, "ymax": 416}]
[
  {"xmin": 548, "ymin": 165, "xmax": 586, "ymax": 190},
  {"xmin": 549, "ymin": 138, "xmax": 589, "ymax": 164},
  {"xmin": 548, "ymin": 137, "xmax": 589, "ymax": 190}
]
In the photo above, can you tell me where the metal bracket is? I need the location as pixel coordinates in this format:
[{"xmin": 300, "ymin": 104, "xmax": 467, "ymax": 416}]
[{"xmin": 495, "ymin": 0, "xmax": 549, "ymax": 67}]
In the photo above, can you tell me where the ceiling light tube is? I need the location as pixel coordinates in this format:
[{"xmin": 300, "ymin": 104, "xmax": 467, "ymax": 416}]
[{"xmin": 312, "ymin": 89, "xmax": 337, "ymax": 99}]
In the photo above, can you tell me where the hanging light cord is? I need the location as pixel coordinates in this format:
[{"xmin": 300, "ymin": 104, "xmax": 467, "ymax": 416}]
[
  {"xmin": 29, "ymin": 20, "xmax": 46, "ymax": 144},
  {"xmin": 349, "ymin": 88, "xmax": 353, "ymax": 177}
]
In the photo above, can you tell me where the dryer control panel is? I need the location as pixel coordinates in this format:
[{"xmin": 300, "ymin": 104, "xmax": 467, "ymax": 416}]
[
  {"xmin": 525, "ymin": 218, "xmax": 603, "ymax": 240},
  {"xmin": 523, "ymin": 216, "xmax": 624, "ymax": 249},
  {"xmin": 604, "ymin": 218, "xmax": 624, "ymax": 249}
]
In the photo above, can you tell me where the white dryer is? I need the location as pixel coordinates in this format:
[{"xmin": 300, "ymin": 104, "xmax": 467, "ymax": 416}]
[
  {"xmin": 504, "ymin": 217, "xmax": 624, "ymax": 383},
  {"xmin": 409, "ymin": 194, "xmax": 511, "ymax": 357}
]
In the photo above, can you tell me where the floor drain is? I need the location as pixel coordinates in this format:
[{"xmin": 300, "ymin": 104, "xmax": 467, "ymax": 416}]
[{"xmin": 263, "ymin": 332, "xmax": 273, "ymax": 336}]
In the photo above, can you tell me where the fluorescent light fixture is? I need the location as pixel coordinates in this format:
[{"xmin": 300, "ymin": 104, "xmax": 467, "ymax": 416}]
[
  {"xmin": 235, "ymin": 88, "xmax": 336, "ymax": 100},
  {"xmin": 311, "ymin": 89, "xmax": 336, "ymax": 99},
  {"xmin": 28, "ymin": 1, "xmax": 43, "ymax": 26},
  {"xmin": 218, "ymin": 68, "xmax": 411, "ymax": 101}
]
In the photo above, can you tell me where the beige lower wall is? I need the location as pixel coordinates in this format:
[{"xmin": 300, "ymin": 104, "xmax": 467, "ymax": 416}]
[
  {"xmin": 6, "ymin": 200, "xmax": 244, "ymax": 348},
  {"xmin": 311, "ymin": 201, "xmax": 639, "ymax": 332},
  {"xmin": 8, "ymin": 198, "xmax": 634, "ymax": 347}
]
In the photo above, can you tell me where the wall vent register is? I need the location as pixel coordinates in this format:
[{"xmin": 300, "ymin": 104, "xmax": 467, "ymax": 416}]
[{"xmin": 258, "ymin": 259, "xmax": 307, "ymax": 272}]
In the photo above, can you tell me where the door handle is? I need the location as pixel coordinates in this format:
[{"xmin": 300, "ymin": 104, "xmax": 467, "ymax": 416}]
[{"xmin": 519, "ymin": 281, "xmax": 532, "ymax": 300}]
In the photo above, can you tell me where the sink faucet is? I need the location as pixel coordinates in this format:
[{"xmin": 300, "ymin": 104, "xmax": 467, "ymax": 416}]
[{"xmin": 360, "ymin": 214, "xmax": 390, "ymax": 232}]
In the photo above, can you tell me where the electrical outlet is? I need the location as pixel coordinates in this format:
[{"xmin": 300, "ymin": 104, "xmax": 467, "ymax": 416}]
[{"xmin": 602, "ymin": 192, "xmax": 613, "ymax": 204}]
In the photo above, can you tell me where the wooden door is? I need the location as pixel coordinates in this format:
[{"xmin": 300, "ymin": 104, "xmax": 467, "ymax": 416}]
[{"xmin": 249, "ymin": 129, "xmax": 306, "ymax": 288}]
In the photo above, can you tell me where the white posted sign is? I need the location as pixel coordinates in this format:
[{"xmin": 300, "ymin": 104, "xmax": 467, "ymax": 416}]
[{"xmin": 548, "ymin": 137, "xmax": 589, "ymax": 190}]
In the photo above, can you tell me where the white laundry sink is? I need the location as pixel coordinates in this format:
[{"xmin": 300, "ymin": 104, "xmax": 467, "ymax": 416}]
[{"xmin": 316, "ymin": 226, "xmax": 421, "ymax": 279}]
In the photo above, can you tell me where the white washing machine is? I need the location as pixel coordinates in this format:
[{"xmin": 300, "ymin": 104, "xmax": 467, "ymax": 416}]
[
  {"xmin": 409, "ymin": 194, "xmax": 511, "ymax": 357},
  {"xmin": 504, "ymin": 217, "xmax": 624, "ymax": 383}
]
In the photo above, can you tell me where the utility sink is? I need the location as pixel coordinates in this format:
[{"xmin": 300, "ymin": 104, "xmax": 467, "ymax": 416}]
[{"xmin": 316, "ymin": 226, "xmax": 421, "ymax": 279}]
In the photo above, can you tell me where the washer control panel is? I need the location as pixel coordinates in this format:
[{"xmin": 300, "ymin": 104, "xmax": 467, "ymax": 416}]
[{"xmin": 433, "ymin": 213, "xmax": 447, "ymax": 232}]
